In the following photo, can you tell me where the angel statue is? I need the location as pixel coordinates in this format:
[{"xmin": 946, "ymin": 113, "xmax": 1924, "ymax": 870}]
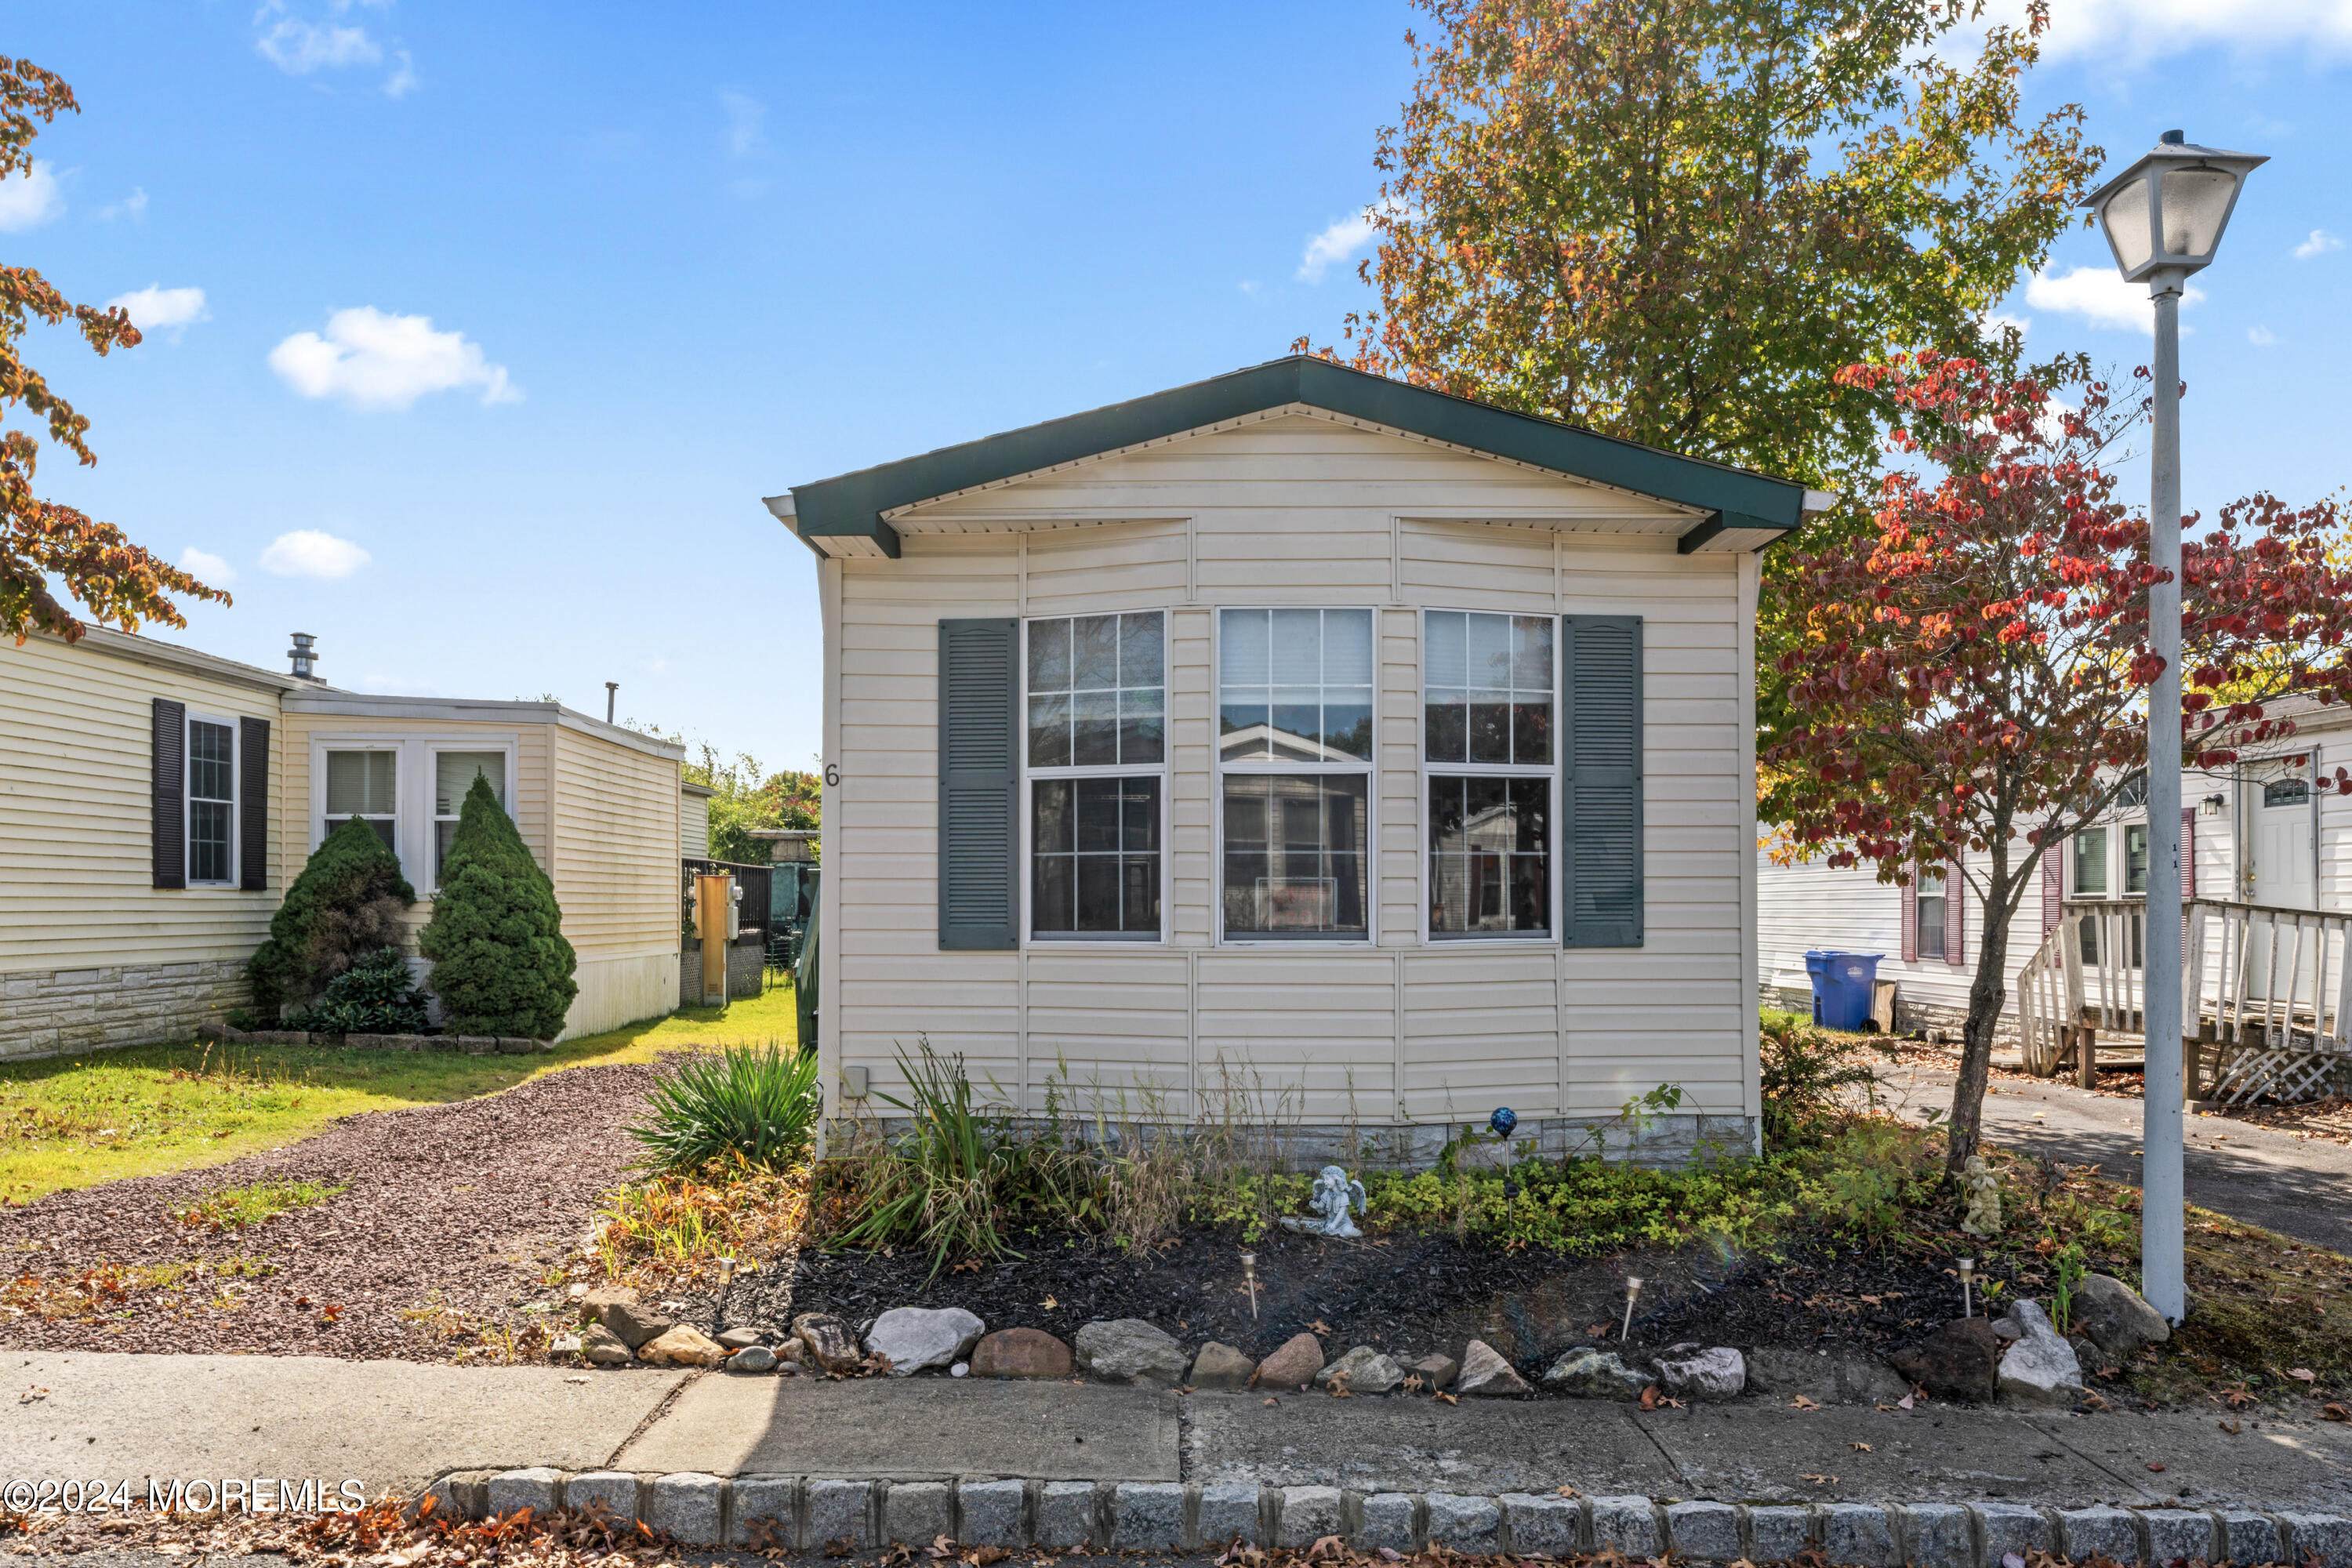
[{"xmin": 1290, "ymin": 1164, "xmax": 1367, "ymax": 1239}]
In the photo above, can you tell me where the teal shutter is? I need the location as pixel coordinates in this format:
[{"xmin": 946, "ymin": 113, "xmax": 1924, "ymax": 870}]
[
  {"xmin": 1561, "ymin": 615, "xmax": 1643, "ymax": 947},
  {"xmin": 938, "ymin": 618, "xmax": 1020, "ymax": 950}
]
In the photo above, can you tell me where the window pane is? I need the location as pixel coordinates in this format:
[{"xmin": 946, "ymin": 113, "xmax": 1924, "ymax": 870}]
[
  {"xmin": 1075, "ymin": 777, "xmax": 1122, "ymax": 852},
  {"xmin": 1512, "ymin": 616, "xmax": 1554, "ymax": 691},
  {"xmin": 1121, "ymin": 779, "xmax": 1160, "ymax": 851},
  {"xmin": 190, "ymin": 798, "xmax": 230, "ymax": 883},
  {"xmin": 1918, "ymin": 896, "xmax": 1946, "ymax": 959},
  {"xmin": 1071, "ymin": 691, "xmax": 1118, "ymax": 765},
  {"xmin": 326, "ymin": 751, "xmax": 395, "ymax": 816},
  {"xmin": 1029, "ymin": 619, "xmax": 1071, "ymax": 693},
  {"xmin": 1425, "ymin": 692, "xmax": 1467, "ymax": 764},
  {"xmin": 1073, "ymin": 615, "xmax": 1120, "ymax": 690},
  {"xmin": 1271, "ymin": 687, "xmax": 1321, "ymax": 758},
  {"xmin": 1221, "ymin": 774, "xmax": 1368, "ymax": 936},
  {"xmin": 1123, "ymin": 855, "xmax": 1160, "ymax": 931},
  {"xmin": 328, "ymin": 818, "xmax": 397, "ymax": 855},
  {"xmin": 1467, "ymin": 612, "xmax": 1511, "ymax": 696},
  {"xmin": 435, "ymin": 751, "xmax": 504, "ymax": 815},
  {"xmin": 1512, "ymin": 701, "xmax": 1552, "ymax": 765},
  {"xmin": 2266, "ymin": 777, "xmax": 2310, "ymax": 807},
  {"xmin": 1219, "ymin": 608, "xmax": 1269, "ymax": 687},
  {"xmin": 435, "ymin": 819, "xmax": 457, "ymax": 884},
  {"xmin": 1428, "ymin": 775, "xmax": 1549, "ymax": 935},
  {"xmin": 1120, "ymin": 687, "xmax": 1164, "ymax": 766},
  {"xmin": 1321, "ymin": 689, "xmax": 1373, "ymax": 760},
  {"xmin": 2073, "ymin": 828, "xmax": 2107, "ymax": 895},
  {"xmin": 1469, "ymin": 701, "xmax": 1512, "ymax": 764},
  {"xmin": 2124, "ymin": 824, "xmax": 2149, "ymax": 895},
  {"xmin": 1323, "ymin": 610, "xmax": 1373, "ymax": 686},
  {"xmin": 1033, "ymin": 779, "xmax": 1074, "ymax": 853},
  {"xmin": 1033, "ymin": 854, "xmax": 1075, "ymax": 933},
  {"xmin": 1120, "ymin": 612, "xmax": 1164, "ymax": 687},
  {"xmin": 189, "ymin": 721, "xmax": 234, "ymax": 804},
  {"xmin": 1220, "ymin": 695, "xmax": 1270, "ymax": 760},
  {"xmin": 1075, "ymin": 855, "xmax": 1121, "ymax": 931},
  {"xmin": 1426, "ymin": 612, "xmax": 1466, "ymax": 688},
  {"xmin": 1271, "ymin": 608, "xmax": 1321, "ymax": 683},
  {"xmin": 1028, "ymin": 694, "xmax": 1073, "ymax": 768}
]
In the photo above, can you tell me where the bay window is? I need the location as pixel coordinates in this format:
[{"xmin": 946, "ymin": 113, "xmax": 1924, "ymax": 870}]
[
  {"xmin": 1425, "ymin": 611, "xmax": 1552, "ymax": 937},
  {"xmin": 1218, "ymin": 608, "xmax": 1372, "ymax": 938},
  {"xmin": 434, "ymin": 750, "xmax": 507, "ymax": 884},
  {"xmin": 325, "ymin": 750, "xmax": 398, "ymax": 855},
  {"xmin": 1026, "ymin": 612, "xmax": 1163, "ymax": 939}
]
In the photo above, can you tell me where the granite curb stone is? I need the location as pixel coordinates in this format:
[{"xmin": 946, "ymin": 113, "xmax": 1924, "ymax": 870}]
[
  {"xmin": 484, "ymin": 1468, "xmax": 562, "ymax": 1519},
  {"xmin": 727, "ymin": 1479, "xmax": 797, "ymax": 1548},
  {"xmin": 1668, "ymin": 1501, "xmax": 1743, "ymax": 1564},
  {"xmin": 1199, "ymin": 1483, "xmax": 1262, "ymax": 1548},
  {"xmin": 884, "ymin": 1481, "xmax": 951, "ymax": 1548},
  {"xmin": 1357, "ymin": 1493, "xmax": 1418, "ymax": 1554},
  {"xmin": 1034, "ymin": 1481, "xmax": 1096, "ymax": 1551},
  {"xmin": 805, "ymin": 1479, "xmax": 872, "ymax": 1550},
  {"xmin": 1975, "ymin": 1501, "xmax": 2053, "ymax": 1561},
  {"xmin": 561, "ymin": 1471, "xmax": 639, "ymax": 1525},
  {"xmin": 646, "ymin": 1472, "xmax": 724, "ymax": 1545},
  {"xmin": 1820, "ymin": 1502, "xmax": 1900, "ymax": 1568},
  {"xmin": 1114, "ymin": 1483, "xmax": 1185, "ymax": 1551},
  {"xmin": 2059, "ymin": 1504, "xmax": 2142, "ymax": 1563},
  {"xmin": 1903, "ymin": 1502, "xmax": 1974, "ymax": 1568},
  {"xmin": 1501, "ymin": 1494, "xmax": 1582, "ymax": 1557},
  {"xmin": 2222, "ymin": 1509, "xmax": 2285, "ymax": 1566},
  {"xmin": 1748, "ymin": 1504, "xmax": 1814, "ymax": 1563},
  {"xmin": 956, "ymin": 1479, "xmax": 1025, "ymax": 1548},
  {"xmin": 1278, "ymin": 1486, "xmax": 1345, "ymax": 1549},
  {"xmin": 1592, "ymin": 1494, "xmax": 1662, "ymax": 1557},
  {"xmin": 1425, "ymin": 1494, "xmax": 1501, "ymax": 1555}
]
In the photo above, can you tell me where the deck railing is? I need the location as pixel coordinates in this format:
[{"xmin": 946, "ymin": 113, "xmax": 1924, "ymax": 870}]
[{"xmin": 2016, "ymin": 896, "xmax": 2352, "ymax": 1102}]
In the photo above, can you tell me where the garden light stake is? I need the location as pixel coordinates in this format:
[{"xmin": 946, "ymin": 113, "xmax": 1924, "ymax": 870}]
[
  {"xmin": 1241, "ymin": 1252, "xmax": 1258, "ymax": 1319},
  {"xmin": 714, "ymin": 1255, "xmax": 737, "ymax": 1333},
  {"xmin": 1621, "ymin": 1276, "xmax": 1643, "ymax": 1342},
  {"xmin": 1958, "ymin": 1258, "xmax": 1973, "ymax": 1319}
]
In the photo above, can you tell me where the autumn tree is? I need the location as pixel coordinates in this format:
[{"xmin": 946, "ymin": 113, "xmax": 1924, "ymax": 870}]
[
  {"xmin": 2, "ymin": 58, "xmax": 224, "ymax": 642},
  {"xmin": 1306, "ymin": 0, "xmax": 2100, "ymax": 756},
  {"xmin": 1769, "ymin": 354, "xmax": 2352, "ymax": 1174}
]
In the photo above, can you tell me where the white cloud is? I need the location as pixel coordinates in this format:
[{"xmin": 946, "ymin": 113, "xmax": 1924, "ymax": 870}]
[
  {"xmin": 256, "ymin": 16, "xmax": 382, "ymax": 73},
  {"xmin": 1298, "ymin": 212, "xmax": 1376, "ymax": 284},
  {"xmin": 2249, "ymin": 325, "xmax": 2279, "ymax": 346},
  {"xmin": 2294, "ymin": 229, "xmax": 2343, "ymax": 260},
  {"xmin": 268, "ymin": 307, "xmax": 520, "ymax": 410},
  {"xmin": 384, "ymin": 49, "xmax": 417, "ymax": 98},
  {"xmin": 1981, "ymin": 310, "xmax": 2031, "ymax": 338},
  {"xmin": 178, "ymin": 546, "xmax": 236, "ymax": 586},
  {"xmin": 107, "ymin": 284, "xmax": 209, "ymax": 335},
  {"xmin": 1237, "ymin": 279, "xmax": 1263, "ymax": 296},
  {"xmin": 0, "ymin": 162, "xmax": 65, "ymax": 231},
  {"xmin": 97, "ymin": 187, "xmax": 148, "ymax": 223},
  {"xmin": 1979, "ymin": 0, "xmax": 2352, "ymax": 64},
  {"xmin": 2023, "ymin": 264, "xmax": 2204, "ymax": 334},
  {"xmin": 719, "ymin": 89, "xmax": 767, "ymax": 158},
  {"xmin": 260, "ymin": 529, "xmax": 371, "ymax": 579}
]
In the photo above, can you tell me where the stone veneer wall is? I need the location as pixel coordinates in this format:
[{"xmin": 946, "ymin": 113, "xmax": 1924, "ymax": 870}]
[{"xmin": 0, "ymin": 959, "xmax": 252, "ymax": 1061}]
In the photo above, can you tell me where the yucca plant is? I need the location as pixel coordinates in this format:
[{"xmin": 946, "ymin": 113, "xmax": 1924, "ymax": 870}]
[
  {"xmin": 628, "ymin": 1041, "xmax": 820, "ymax": 1174},
  {"xmin": 835, "ymin": 1041, "xmax": 1030, "ymax": 1278}
]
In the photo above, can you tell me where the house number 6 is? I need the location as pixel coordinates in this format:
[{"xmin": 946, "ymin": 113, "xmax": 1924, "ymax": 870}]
[{"xmin": 824, "ymin": 764, "xmax": 841, "ymax": 787}]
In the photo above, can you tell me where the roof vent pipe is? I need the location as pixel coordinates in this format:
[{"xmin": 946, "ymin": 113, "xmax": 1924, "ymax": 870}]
[
  {"xmin": 288, "ymin": 632, "xmax": 318, "ymax": 682},
  {"xmin": 605, "ymin": 681, "xmax": 619, "ymax": 723}
]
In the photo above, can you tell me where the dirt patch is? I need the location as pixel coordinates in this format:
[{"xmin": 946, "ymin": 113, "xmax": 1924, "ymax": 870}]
[{"xmin": 0, "ymin": 1063, "xmax": 656, "ymax": 1362}]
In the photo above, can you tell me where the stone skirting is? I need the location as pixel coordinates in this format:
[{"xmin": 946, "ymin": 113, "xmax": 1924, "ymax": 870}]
[
  {"xmin": 428, "ymin": 1470, "xmax": 2352, "ymax": 1566},
  {"xmin": 824, "ymin": 1112, "xmax": 1760, "ymax": 1173},
  {"xmin": 0, "ymin": 958, "xmax": 252, "ymax": 1062}
]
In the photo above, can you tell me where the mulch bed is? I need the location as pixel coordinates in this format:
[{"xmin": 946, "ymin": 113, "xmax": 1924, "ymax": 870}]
[{"xmin": 0, "ymin": 1064, "xmax": 657, "ymax": 1362}]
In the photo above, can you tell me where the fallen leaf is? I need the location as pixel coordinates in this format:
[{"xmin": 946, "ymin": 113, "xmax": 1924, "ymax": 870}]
[
  {"xmin": 1790, "ymin": 1395, "xmax": 1821, "ymax": 1410},
  {"xmin": 564, "ymin": 1375, "xmax": 589, "ymax": 1385},
  {"xmin": 1040, "ymin": 1295, "xmax": 1058, "ymax": 1309},
  {"xmin": 2147, "ymin": 1463, "xmax": 2168, "ymax": 1473},
  {"xmin": 1799, "ymin": 1474, "xmax": 1837, "ymax": 1486},
  {"xmin": 1309, "ymin": 1319, "xmax": 1333, "ymax": 1336},
  {"xmin": 17, "ymin": 1388, "xmax": 46, "ymax": 1405},
  {"xmin": 1401, "ymin": 1374, "xmax": 1425, "ymax": 1392},
  {"xmin": 1555, "ymin": 1485, "xmax": 1581, "ymax": 1499},
  {"xmin": 2226, "ymin": 1390, "xmax": 2256, "ymax": 1409},
  {"xmin": 1589, "ymin": 1323, "xmax": 1611, "ymax": 1337},
  {"xmin": 1308, "ymin": 1534, "xmax": 1345, "ymax": 1561},
  {"xmin": 2288, "ymin": 1368, "xmax": 2318, "ymax": 1383},
  {"xmin": 1851, "ymin": 1442, "xmax": 1872, "ymax": 1453},
  {"xmin": 1435, "ymin": 1391, "xmax": 1459, "ymax": 1406},
  {"xmin": 1897, "ymin": 1393, "xmax": 1916, "ymax": 1410},
  {"xmin": 2220, "ymin": 1420, "xmax": 2242, "ymax": 1435},
  {"xmin": 1262, "ymin": 1397, "xmax": 1278, "ymax": 1406}
]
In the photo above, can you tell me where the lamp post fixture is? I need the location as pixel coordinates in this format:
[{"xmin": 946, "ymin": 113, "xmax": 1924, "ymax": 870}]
[{"xmin": 2085, "ymin": 130, "xmax": 2265, "ymax": 1326}]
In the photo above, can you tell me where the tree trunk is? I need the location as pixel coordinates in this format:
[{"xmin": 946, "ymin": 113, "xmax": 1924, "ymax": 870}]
[{"xmin": 1944, "ymin": 873, "xmax": 2020, "ymax": 1178}]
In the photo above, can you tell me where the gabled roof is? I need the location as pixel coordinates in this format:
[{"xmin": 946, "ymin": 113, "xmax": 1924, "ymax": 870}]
[{"xmin": 765, "ymin": 355, "xmax": 1820, "ymax": 560}]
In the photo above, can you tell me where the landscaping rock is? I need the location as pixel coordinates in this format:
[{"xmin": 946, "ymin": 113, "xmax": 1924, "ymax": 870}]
[
  {"xmin": 1252, "ymin": 1332, "xmax": 1324, "ymax": 1390},
  {"xmin": 1652, "ymin": 1344, "xmax": 1744, "ymax": 1401},
  {"xmin": 1889, "ymin": 1316, "xmax": 1998, "ymax": 1403},
  {"xmin": 716, "ymin": 1327, "xmax": 763, "ymax": 1351},
  {"xmin": 1457, "ymin": 1338, "xmax": 1530, "ymax": 1397},
  {"xmin": 1744, "ymin": 1346, "xmax": 1908, "ymax": 1406},
  {"xmin": 1073, "ymin": 1318, "xmax": 1189, "ymax": 1385},
  {"xmin": 1996, "ymin": 1299, "xmax": 2084, "ymax": 1406},
  {"xmin": 549, "ymin": 1333, "xmax": 582, "ymax": 1356},
  {"xmin": 1413, "ymin": 1352, "xmax": 1459, "ymax": 1389},
  {"xmin": 1189, "ymin": 1341, "xmax": 1256, "ymax": 1390},
  {"xmin": 1541, "ymin": 1347, "xmax": 1650, "ymax": 1400},
  {"xmin": 1990, "ymin": 1316, "xmax": 2023, "ymax": 1341},
  {"xmin": 637, "ymin": 1324, "xmax": 726, "ymax": 1367},
  {"xmin": 583, "ymin": 1287, "xmax": 673, "ymax": 1350},
  {"xmin": 864, "ymin": 1306, "xmax": 984, "ymax": 1376},
  {"xmin": 580, "ymin": 1323, "xmax": 633, "ymax": 1366},
  {"xmin": 1315, "ymin": 1345, "xmax": 1404, "ymax": 1394},
  {"xmin": 2072, "ymin": 1272, "xmax": 2171, "ymax": 1355},
  {"xmin": 971, "ymin": 1327, "xmax": 1072, "ymax": 1379},
  {"xmin": 793, "ymin": 1312, "xmax": 863, "ymax": 1374},
  {"xmin": 727, "ymin": 1345, "xmax": 777, "ymax": 1374}
]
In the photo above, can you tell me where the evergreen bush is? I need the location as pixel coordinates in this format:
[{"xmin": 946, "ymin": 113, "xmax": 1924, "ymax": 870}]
[
  {"xmin": 419, "ymin": 775, "xmax": 577, "ymax": 1039},
  {"xmin": 281, "ymin": 946, "xmax": 429, "ymax": 1036},
  {"xmin": 246, "ymin": 818, "xmax": 416, "ymax": 1013}
]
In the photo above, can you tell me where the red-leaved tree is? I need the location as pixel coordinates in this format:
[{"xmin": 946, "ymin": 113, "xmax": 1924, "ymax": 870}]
[
  {"xmin": 1769, "ymin": 353, "xmax": 2352, "ymax": 1174},
  {"xmin": 2, "ymin": 57, "xmax": 225, "ymax": 643}
]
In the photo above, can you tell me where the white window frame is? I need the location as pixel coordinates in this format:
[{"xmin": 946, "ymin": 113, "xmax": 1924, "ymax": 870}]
[
  {"xmin": 1018, "ymin": 608, "xmax": 1171, "ymax": 947},
  {"xmin": 1417, "ymin": 606, "xmax": 1559, "ymax": 943},
  {"xmin": 1212, "ymin": 604, "xmax": 1379, "ymax": 947},
  {"xmin": 308, "ymin": 734, "xmax": 521, "ymax": 894},
  {"xmin": 426, "ymin": 742, "xmax": 520, "ymax": 893},
  {"xmin": 1915, "ymin": 864, "xmax": 1948, "ymax": 961},
  {"xmin": 184, "ymin": 710, "xmax": 240, "ymax": 889}
]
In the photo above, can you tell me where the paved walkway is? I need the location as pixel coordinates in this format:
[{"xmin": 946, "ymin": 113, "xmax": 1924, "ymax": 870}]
[
  {"xmin": 6, "ymin": 1353, "xmax": 2352, "ymax": 1514},
  {"xmin": 1876, "ymin": 1062, "xmax": 2352, "ymax": 1255}
]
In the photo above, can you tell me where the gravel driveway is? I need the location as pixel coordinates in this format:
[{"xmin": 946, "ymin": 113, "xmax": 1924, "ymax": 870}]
[{"xmin": 0, "ymin": 1062, "xmax": 660, "ymax": 1362}]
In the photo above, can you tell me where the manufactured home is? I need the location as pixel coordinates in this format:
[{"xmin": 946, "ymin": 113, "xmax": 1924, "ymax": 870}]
[
  {"xmin": 769, "ymin": 356, "xmax": 1829, "ymax": 1162},
  {"xmin": 0, "ymin": 626, "xmax": 688, "ymax": 1058}
]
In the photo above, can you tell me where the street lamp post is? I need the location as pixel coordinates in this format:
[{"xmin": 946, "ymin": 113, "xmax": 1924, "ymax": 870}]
[{"xmin": 2085, "ymin": 131, "xmax": 2265, "ymax": 1325}]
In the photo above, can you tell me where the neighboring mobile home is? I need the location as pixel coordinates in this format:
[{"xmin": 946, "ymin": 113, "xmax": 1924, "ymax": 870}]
[
  {"xmin": 0, "ymin": 626, "xmax": 687, "ymax": 1058},
  {"xmin": 768, "ymin": 356, "xmax": 1828, "ymax": 1163}
]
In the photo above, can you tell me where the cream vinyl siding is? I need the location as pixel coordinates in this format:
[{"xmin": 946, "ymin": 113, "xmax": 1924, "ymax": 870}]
[
  {"xmin": 0, "ymin": 631, "xmax": 282, "ymax": 971},
  {"xmin": 829, "ymin": 414, "xmax": 1755, "ymax": 1126},
  {"xmin": 551, "ymin": 724, "xmax": 677, "ymax": 960}
]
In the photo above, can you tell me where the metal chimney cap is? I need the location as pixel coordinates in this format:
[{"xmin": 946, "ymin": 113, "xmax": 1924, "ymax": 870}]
[{"xmin": 287, "ymin": 632, "xmax": 320, "ymax": 681}]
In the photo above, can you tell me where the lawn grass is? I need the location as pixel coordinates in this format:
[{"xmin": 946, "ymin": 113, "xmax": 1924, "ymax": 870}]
[{"xmin": 0, "ymin": 977, "xmax": 800, "ymax": 1202}]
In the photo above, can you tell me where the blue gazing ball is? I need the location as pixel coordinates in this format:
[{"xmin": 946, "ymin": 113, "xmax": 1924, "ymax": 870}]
[{"xmin": 1488, "ymin": 1106, "xmax": 1518, "ymax": 1138}]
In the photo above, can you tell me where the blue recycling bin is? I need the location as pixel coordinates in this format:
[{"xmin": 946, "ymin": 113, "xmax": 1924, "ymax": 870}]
[{"xmin": 1805, "ymin": 949, "xmax": 1884, "ymax": 1031}]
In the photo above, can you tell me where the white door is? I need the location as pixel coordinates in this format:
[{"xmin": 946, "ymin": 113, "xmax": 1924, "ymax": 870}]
[{"xmin": 2247, "ymin": 776, "xmax": 2317, "ymax": 1000}]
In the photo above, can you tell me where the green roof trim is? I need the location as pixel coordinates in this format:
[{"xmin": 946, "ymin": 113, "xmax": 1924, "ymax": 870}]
[{"xmin": 783, "ymin": 356, "xmax": 1806, "ymax": 557}]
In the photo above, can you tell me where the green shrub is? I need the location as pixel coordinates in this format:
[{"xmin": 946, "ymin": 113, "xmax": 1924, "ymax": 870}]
[
  {"xmin": 246, "ymin": 818, "xmax": 415, "ymax": 1013},
  {"xmin": 629, "ymin": 1042, "xmax": 821, "ymax": 1174},
  {"xmin": 417, "ymin": 775, "xmax": 577, "ymax": 1040},
  {"xmin": 281, "ymin": 946, "xmax": 428, "ymax": 1036},
  {"xmin": 1760, "ymin": 1011, "xmax": 1891, "ymax": 1148}
]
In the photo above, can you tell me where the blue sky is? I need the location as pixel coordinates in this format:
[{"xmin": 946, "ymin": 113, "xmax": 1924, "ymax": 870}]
[{"xmin": 6, "ymin": 1, "xmax": 2349, "ymax": 774}]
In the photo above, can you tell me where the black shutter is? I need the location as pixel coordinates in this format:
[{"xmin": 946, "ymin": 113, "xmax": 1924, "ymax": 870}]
[
  {"xmin": 239, "ymin": 717, "xmax": 270, "ymax": 891},
  {"xmin": 1561, "ymin": 615, "xmax": 1643, "ymax": 947},
  {"xmin": 151, "ymin": 698, "xmax": 186, "ymax": 890},
  {"xmin": 938, "ymin": 618, "xmax": 1020, "ymax": 950}
]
